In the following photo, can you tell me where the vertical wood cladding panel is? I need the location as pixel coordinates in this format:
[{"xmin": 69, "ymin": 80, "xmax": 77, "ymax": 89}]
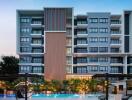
[
  {"xmin": 45, "ymin": 32, "xmax": 66, "ymax": 81},
  {"xmin": 44, "ymin": 8, "xmax": 66, "ymax": 31}
]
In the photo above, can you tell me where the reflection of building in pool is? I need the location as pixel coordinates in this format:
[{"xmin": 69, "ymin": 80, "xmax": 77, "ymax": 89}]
[{"xmin": 17, "ymin": 8, "xmax": 132, "ymax": 91}]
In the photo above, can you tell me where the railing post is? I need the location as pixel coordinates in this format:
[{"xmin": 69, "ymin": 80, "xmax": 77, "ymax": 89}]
[
  {"xmin": 25, "ymin": 73, "xmax": 28, "ymax": 100},
  {"xmin": 105, "ymin": 73, "xmax": 109, "ymax": 100}
]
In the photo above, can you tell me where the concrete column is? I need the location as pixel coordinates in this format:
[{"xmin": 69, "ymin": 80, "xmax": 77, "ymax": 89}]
[{"xmin": 124, "ymin": 55, "xmax": 127, "ymax": 74}]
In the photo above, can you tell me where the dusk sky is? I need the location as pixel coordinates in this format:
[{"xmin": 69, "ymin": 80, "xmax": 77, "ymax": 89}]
[{"xmin": 0, "ymin": 0, "xmax": 132, "ymax": 57}]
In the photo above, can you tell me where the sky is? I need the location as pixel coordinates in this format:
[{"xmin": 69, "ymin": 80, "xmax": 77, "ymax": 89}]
[{"xmin": 0, "ymin": 0, "xmax": 132, "ymax": 57}]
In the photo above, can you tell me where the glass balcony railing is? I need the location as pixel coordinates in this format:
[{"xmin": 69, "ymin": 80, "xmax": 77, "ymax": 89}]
[
  {"xmin": 111, "ymin": 31, "xmax": 121, "ymax": 34},
  {"xmin": 111, "ymin": 20, "xmax": 121, "ymax": 24},
  {"xmin": 111, "ymin": 40, "xmax": 121, "ymax": 44}
]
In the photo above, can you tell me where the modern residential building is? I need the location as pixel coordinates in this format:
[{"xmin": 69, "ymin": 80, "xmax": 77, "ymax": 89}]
[{"xmin": 16, "ymin": 8, "xmax": 132, "ymax": 83}]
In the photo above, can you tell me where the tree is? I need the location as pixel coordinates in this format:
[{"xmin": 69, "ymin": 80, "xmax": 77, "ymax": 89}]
[
  {"xmin": 88, "ymin": 79, "xmax": 99, "ymax": 92},
  {"xmin": 0, "ymin": 56, "xmax": 19, "ymax": 81}
]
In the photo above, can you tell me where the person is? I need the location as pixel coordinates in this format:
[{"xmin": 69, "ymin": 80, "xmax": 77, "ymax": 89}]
[{"xmin": 16, "ymin": 90, "xmax": 24, "ymax": 100}]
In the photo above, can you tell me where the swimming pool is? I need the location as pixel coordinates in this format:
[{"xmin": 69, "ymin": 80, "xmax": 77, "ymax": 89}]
[{"xmin": 0, "ymin": 93, "xmax": 122, "ymax": 100}]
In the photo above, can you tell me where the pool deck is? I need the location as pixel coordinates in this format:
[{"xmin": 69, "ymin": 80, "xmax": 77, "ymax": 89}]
[{"xmin": 0, "ymin": 94, "xmax": 123, "ymax": 100}]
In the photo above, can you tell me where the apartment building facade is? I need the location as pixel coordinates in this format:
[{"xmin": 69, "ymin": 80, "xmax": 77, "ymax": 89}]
[{"xmin": 17, "ymin": 8, "xmax": 132, "ymax": 81}]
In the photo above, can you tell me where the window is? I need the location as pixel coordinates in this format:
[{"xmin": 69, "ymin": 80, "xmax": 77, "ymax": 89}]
[
  {"xmin": 89, "ymin": 37, "xmax": 98, "ymax": 42},
  {"xmin": 32, "ymin": 48, "xmax": 43, "ymax": 53},
  {"xmin": 76, "ymin": 47, "xmax": 87, "ymax": 53},
  {"xmin": 32, "ymin": 19, "xmax": 42, "ymax": 24},
  {"xmin": 111, "ymin": 39, "xmax": 120, "ymax": 44},
  {"xmin": 20, "ymin": 37, "xmax": 30, "ymax": 42},
  {"xmin": 99, "ymin": 18, "xmax": 108, "ymax": 23},
  {"xmin": 20, "ymin": 56, "xmax": 31, "ymax": 63},
  {"xmin": 89, "ymin": 47, "xmax": 98, "ymax": 52},
  {"xmin": 77, "ymin": 21, "xmax": 87, "ymax": 24},
  {"xmin": 111, "ymin": 57, "xmax": 123, "ymax": 63},
  {"xmin": 66, "ymin": 48, "xmax": 72, "ymax": 54},
  {"xmin": 20, "ymin": 66, "xmax": 30, "ymax": 73},
  {"xmin": 89, "ymin": 57, "xmax": 98, "ymax": 62},
  {"xmin": 99, "ymin": 37, "xmax": 108, "ymax": 42},
  {"xmin": 32, "ymin": 57, "xmax": 42, "ymax": 63},
  {"xmin": 89, "ymin": 28, "xmax": 98, "ymax": 33},
  {"xmin": 77, "ymin": 57, "xmax": 87, "ymax": 63},
  {"xmin": 77, "ymin": 30, "xmax": 87, "ymax": 34},
  {"xmin": 33, "ymin": 66, "xmax": 42, "ymax": 73},
  {"xmin": 66, "ymin": 57, "xmax": 72, "ymax": 64},
  {"xmin": 77, "ymin": 66, "xmax": 87, "ymax": 73},
  {"xmin": 66, "ymin": 38, "xmax": 72, "ymax": 46},
  {"xmin": 99, "ymin": 47, "xmax": 108, "ymax": 52},
  {"xmin": 111, "ymin": 20, "xmax": 121, "ymax": 24},
  {"xmin": 32, "ymin": 29, "xmax": 42, "ymax": 34},
  {"xmin": 32, "ymin": 38, "xmax": 42, "ymax": 44},
  {"xmin": 20, "ymin": 28, "xmax": 30, "ymax": 33},
  {"xmin": 20, "ymin": 18, "xmax": 30, "ymax": 23},
  {"xmin": 90, "ymin": 66, "xmax": 98, "ymax": 72},
  {"xmin": 99, "ymin": 28, "xmax": 108, "ymax": 33},
  {"xmin": 110, "ymin": 67, "xmax": 119, "ymax": 73},
  {"xmin": 99, "ymin": 57, "xmax": 108, "ymax": 62},
  {"xmin": 77, "ymin": 38, "xmax": 87, "ymax": 44},
  {"xmin": 99, "ymin": 66, "xmax": 108, "ymax": 71},
  {"xmin": 20, "ymin": 47, "xmax": 30, "ymax": 52},
  {"xmin": 66, "ymin": 28, "xmax": 72, "ymax": 35},
  {"xmin": 89, "ymin": 18, "xmax": 98, "ymax": 23}
]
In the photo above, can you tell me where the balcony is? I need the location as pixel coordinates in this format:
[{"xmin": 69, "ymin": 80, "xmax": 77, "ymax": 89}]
[
  {"xmin": 110, "ymin": 40, "xmax": 121, "ymax": 47},
  {"xmin": 110, "ymin": 58, "xmax": 123, "ymax": 66},
  {"xmin": 111, "ymin": 31, "xmax": 121, "ymax": 37},
  {"xmin": 77, "ymin": 21, "xmax": 87, "ymax": 28},
  {"xmin": 110, "ymin": 67, "xmax": 123, "ymax": 74},
  {"xmin": 31, "ymin": 18, "xmax": 43, "ymax": 27},
  {"xmin": 110, "ymin": 48, "xmax": 121, "ymax": 53},
  {"xmin": 110, "ymin": 20, "xmax": 121, "ymax": 28}
]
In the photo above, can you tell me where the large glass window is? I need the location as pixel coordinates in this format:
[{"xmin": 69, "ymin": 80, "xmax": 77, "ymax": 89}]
[
  {"xmin": 77, "ymin": 57, "xmax": 87, "ymax": 63},
  {"xmin": 89, "ymin": 28, "xmax": 98, "ymax": 33},
  {"xmin": 32, "ymin": 57, "xmax": 42, "ymax": 63},
  {"xmin": 32, "ymin": 29, "xmax": 42, "ymax": 34},
  {"xmin": 66, "ymin": 56, "xmax": 72, "ymax": 64},
  {"xmin": 99, "ymin": 28, "xmax": 108, "ymax": 33},
  {"xmin": 89, "ymin": 47, "xmax": 98, "ymax": 52},
  {"xmin": 77, "ymin": 66, "xmax": 87, "ymax": 73},
  {"xmin": 32, "ymin": 66, "xmax": 42, "ymax": 73},
  {"xmin": 77, "ymin": 38, "xmax": 87, "ymax": 44},
  {"xmin": 76, "ymin": 47, "xmax": 87, "ymax": 53},
  {"xmin": 90, "ymin": 66, "xmax": 98, "ymax": 72},
  {"xmin": 99, "ymin": 57, "xmax": 108, "ymax": 62},
  {"xmin": 32, "ymin": 48, "xmax": 43, "ymax": 53},
  {"xmin": 66, "ymin": 48, "xmax": 72, "ymax": 54},
  {"xmin": 99, "ymin": 66, "xmax": 108, "ymax": 71},
  {"xmin": 66, "ymin": 38, "xmax": 72, "ymax": 46},
  {"xmin": 99, "ymin": 37, "xmax": 108, "ymax": 42},
  {"xmin": 89, "ymin": 57, "xmax": 98, "ymax": 62},
  {"xmin": 99, "ymin": 47, "xmax": 108, "ymax": 52},
  {"xmin": 20, "ymin": 18, "xmax": 30, "ymax": 23},
  {"xmin": 20, "ymin": 37, "xmax": 30, "ymax": 42},
  {"xmin": 20, "ymin": 66, "xmax": 30, "ymax": 73},
  {"xmin": 20, "ymin": 56, "xmax": 31, "ymax": 63},
  {"xmin": 32, "ymin": 38, "xmax": 42, "ymax": 44},
  {"xmin": 89, "ymin": 18, "xmax": 98, "ymax": 23},
  {"xmin": 77, "ymin": 29, "xmax": 87, "ymax": 34},
  {"xmin": 99, "ymin": 18, "xmax": 108, "ymax": 23},
  {"xmin": 20, "ymin": 28, "xmax": 30, "ymax": 33},
  {"xmin": 89, "ymin": 37, "xmax": 98, "ymax": 42},
  {"xmin": 20, "ymin": 47, "xmax": 30, "ymax": 52}
]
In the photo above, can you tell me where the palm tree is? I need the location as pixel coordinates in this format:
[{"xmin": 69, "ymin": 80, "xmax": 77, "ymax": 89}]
[
  {"xmin": 50, "ymin": 80, "xmax": 61, "ymax": 93},
  {"xmin": 77, "ymin": 79, "xmax": 89, "ymax": 94},
  {"xmin": 88, "ymin": 79, "xmax": 99, "ymax": 93}
]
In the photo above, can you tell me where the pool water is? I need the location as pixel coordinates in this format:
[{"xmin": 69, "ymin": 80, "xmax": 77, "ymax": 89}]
[{"xmin": 0, "ymin": 93, "xmax": 123, "ymax": 100}]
